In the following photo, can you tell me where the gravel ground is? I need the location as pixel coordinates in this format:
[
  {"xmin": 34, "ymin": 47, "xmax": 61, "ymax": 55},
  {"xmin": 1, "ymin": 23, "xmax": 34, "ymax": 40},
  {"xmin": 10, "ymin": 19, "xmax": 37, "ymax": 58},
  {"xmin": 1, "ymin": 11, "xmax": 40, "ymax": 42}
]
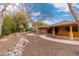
[{"xmin": 22, "ymin": 34, "xmax": 79, "ymax": 56}]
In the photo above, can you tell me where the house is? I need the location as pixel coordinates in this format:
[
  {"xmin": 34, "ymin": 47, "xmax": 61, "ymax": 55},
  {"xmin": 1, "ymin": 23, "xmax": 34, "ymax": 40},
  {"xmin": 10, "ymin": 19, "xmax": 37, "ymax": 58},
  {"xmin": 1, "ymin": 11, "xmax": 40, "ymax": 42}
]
[
  {"xmin": 38, "ymin": 20, "xmax": 79, "ymax": 40},
  {"xmin": 38, "ymin": 26, "xmax": 49, "ymax": 34}
]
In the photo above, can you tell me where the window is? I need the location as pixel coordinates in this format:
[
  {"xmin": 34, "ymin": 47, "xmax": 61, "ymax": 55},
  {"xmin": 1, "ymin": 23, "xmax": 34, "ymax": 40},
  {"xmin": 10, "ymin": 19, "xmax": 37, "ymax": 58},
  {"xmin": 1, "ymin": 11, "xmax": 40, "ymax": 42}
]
[
  {"xmin": 73, "ymin": 26, "xmax": 78, "ymax": 32},
  {"xmin": 65, "ymin": 25, "xmax": 78, "ymax": 32},
  {"xmin": 65, "ymin": 26, "xmax": 69, "ymax": 32},
  {"xmin": 55, "ymin": 27, "xmax": 59, "ymax": 34}
]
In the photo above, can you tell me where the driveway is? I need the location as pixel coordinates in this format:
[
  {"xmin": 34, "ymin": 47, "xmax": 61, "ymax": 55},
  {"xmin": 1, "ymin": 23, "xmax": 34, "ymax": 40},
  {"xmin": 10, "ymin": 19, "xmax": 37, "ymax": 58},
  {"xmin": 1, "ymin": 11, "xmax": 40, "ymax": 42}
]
[
  {"xmin": 0, "ymin": 32, "xmax": 79, "ymax": 56},
  {"xmin": 22, "ymin": 33, "xmax": 79, "ymax": 56}
]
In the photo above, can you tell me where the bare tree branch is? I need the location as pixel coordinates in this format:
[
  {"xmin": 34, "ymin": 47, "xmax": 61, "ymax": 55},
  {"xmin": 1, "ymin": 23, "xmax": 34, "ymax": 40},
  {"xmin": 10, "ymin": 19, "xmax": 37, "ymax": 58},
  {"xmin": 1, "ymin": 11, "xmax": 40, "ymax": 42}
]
[
  {"xmin": 67, "ymin": 3, "xmax": 79, "ymax": 22},
  {"xmin": 1, "ymin": 3, "xmax": 9, "ymax": 13}
]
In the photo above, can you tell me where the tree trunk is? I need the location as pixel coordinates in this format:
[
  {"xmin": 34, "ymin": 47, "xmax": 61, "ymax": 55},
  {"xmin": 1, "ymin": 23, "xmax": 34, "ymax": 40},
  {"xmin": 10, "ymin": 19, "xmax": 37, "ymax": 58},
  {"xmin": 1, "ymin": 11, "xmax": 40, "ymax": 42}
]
[
  {"xmin": 34, "ymin": 26, "xmax": 39, "ymax": 33},
  {"xmin": 0, "ymin": 12, "xmax": 3, "ymax": 36},
  {"xmin": 0, "ymin": 4, "xmax": 8, "ymax": 36},
  {"xmin": 67, "ymin": 3, "xmax": 79, "ymax": 22}
]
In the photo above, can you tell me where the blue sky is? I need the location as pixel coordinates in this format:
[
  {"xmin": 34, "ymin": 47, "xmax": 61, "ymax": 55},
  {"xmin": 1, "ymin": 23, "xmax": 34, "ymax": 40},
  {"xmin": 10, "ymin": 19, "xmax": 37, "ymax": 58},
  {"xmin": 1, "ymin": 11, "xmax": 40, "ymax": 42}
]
[
  {"xmin": 25, "ymin": 3, "xmax": 79, "ymax": 24},
  {"xmin": 1, "ymin": 3, "xmax": 79, "ymax": 25}
]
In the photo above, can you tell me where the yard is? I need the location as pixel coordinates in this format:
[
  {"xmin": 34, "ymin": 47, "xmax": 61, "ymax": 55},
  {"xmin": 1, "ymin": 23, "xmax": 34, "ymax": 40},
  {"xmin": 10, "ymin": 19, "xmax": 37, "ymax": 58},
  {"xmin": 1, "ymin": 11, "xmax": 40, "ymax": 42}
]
[{"xmin": 0, "ymin": 32, "xmax": 79, "ymax": 56}]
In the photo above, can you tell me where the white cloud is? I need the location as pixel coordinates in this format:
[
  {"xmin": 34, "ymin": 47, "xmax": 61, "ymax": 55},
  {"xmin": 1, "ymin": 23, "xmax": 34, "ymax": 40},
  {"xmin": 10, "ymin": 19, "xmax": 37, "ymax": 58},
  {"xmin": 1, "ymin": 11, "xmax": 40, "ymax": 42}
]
[
  {"xmin": 0, "ymin": 5, "xmax": 4, "ymax": 12},
  {"xmin": 6, "ymin": 5, "xmax": 13, "ymax": 11},
  {"xmin": 6, "ymin": 5, "xmax": 19, "ymax": 12},
  {"xmin": 62, "ymin": 14, "xmax": 69, "ymax": 17},
  {"xmin": 31, "ymin": 12, "xmax": 41, "ymax": 16},
  {"xmin": 52, "ymin": 3, "xmax": 69, "ymax": 12},
  {"xmin": 71, "ymin": 3, "xmax": 79, "ymax": 13},
  {"xmin": 42, "ymin": 19, "xmax": 64, "ymax": 24},
  {"xmin": 72, "ymin": 3, "xmax": 79, "ymax": 8},
  {"xmin": 33, "ymin": 19, "xmax": 38, "ymax": 22},
  {"xmin": 42, "ymin": 20, "xmax": 52, "ymax": 25}
]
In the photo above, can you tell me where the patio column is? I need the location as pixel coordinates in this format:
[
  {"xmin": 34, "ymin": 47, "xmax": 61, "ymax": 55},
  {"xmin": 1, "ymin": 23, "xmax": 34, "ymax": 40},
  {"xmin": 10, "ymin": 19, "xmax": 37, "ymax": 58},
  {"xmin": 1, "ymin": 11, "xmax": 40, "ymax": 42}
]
[
  {"xmin": 78, "ymin": 24, "xmax": 79, "ymax": 32},
  {"xmin": 42, "ymin": 29, "xmax": 43, "ymax": 33},
  {"xmin": 44, "ymin": 29, "xmax": 45, "ymax": 33},
  {"xmin": 53, "ymin": 27, "xmax": 55, "ymax": 36},
  {"xmin": 39, "ymin": 29, "xmax": 41, "ymax": 33},
  {"xmin": 69, "ymin": 25, "xmax": 73, "ymax": 40},
  {"xmin": 41, "ymin": 29, "xmax": 42, "ymax": 33}
]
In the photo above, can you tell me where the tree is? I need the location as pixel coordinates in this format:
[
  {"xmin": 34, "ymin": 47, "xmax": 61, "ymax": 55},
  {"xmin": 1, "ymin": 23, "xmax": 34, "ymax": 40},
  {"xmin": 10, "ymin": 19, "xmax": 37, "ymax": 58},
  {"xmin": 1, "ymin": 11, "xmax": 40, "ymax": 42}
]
[
  {"xmin": 67, "ymin": 3, "xmax": 79, "ymax": 22},
  {"xmin": 32, "ymin": 21, "xmax": 48, "ymax": 33},
  {"xmin": 2, "ymin": 10, "xmax": 29, "ymax": 35},
  {"xmin": 23, "ymin": 3, "xmax": 53, "ymax": 24},
  {"xmin": 23, "ymin": 4, "xmax": 53, "ymax": 33},
  {"xmin": 0, "ymin": 3, "xmax": 9, "ymax": 36},
  {"xmin": 2, "ymin": 14, "xmax": 17, "ymax": 35},
  {"xmin": 12, "ymin": 11, "xmax": 28, "ymax": 32}
]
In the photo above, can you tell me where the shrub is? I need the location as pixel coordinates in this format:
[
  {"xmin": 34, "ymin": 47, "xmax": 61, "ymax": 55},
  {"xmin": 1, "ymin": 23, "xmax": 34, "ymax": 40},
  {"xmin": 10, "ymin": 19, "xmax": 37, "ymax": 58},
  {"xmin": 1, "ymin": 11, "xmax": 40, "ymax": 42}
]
[
  {"xmin": 2, "ymin": 11, "xmax": 29, "ymax": 36},
  {"xmin": 12, "ymin": 11, "xmax": 28, "ymax": 32},
  {"xmin": 2, "ymin": 14, "xmax": 17, "ymax": 36}
]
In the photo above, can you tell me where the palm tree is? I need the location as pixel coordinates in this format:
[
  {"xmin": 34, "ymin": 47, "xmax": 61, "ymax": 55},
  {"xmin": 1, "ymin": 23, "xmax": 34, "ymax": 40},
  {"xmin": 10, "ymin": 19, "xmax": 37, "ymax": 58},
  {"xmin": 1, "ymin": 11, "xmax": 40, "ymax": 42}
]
[{"xmin": 67, "ymin": 3, "xmax": 79, "ymax": 22}]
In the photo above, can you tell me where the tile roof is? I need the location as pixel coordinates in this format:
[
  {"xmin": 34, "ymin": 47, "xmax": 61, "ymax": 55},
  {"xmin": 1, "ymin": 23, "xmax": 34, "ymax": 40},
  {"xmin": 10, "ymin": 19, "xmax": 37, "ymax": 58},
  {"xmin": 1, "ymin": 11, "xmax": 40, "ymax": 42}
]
[
  {"xmin": 38, "ymin": 20, "xmax": 79, "ymax": 28},
  {"xmin": 51, "ymin": 20, "xmax": 79, "ymax": 27}
]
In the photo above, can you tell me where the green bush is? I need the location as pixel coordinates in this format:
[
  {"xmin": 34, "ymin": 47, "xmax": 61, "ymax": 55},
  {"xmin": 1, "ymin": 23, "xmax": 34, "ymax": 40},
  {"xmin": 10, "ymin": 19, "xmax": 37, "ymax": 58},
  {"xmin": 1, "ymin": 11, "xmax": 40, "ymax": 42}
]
[
  {"xmin": 2, "ymin": 11, "xmax": 29, "ymax": 36},
  {"xmin": 23, "ymin": 24, "xmax": 29, "ymax": 31},
  {"xmin": 2, "ymin": 14, "xmax": 17, "ymax": 36},
  {"xmin": 12, "ymin": 11, "xmax": 28, "ymax": 32}
]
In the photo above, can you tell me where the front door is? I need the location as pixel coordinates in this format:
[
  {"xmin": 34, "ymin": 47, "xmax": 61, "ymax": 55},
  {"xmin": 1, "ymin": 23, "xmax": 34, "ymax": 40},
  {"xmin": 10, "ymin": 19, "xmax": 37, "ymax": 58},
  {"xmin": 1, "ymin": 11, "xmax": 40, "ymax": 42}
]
[{"xmin": 55, "ymin": 27, "xmax": 59, "ymax": 34}]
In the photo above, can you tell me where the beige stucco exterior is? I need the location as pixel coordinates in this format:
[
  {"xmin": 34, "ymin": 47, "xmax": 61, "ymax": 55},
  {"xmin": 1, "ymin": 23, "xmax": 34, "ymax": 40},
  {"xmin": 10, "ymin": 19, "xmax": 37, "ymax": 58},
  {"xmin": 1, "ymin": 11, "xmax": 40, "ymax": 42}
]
[
  {"xmin": 56, "ymin": 25, "xmax": 79, "ymax": 37},
  {"xmin": 38, "ymin": 23, "xmax": 79, "ymax": 40},
  {"xmin": 56, "ymin": 26, "xmax": 69, "ymax": 36}
]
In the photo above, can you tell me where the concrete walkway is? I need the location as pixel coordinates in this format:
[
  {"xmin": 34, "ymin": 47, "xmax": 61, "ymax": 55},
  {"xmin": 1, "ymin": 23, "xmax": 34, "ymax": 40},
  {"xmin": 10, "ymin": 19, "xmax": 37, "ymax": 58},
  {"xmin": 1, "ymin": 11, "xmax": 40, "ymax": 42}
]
[{"xmin": 27, "ymin": 33, "xmax": 79, "ymax": 45}]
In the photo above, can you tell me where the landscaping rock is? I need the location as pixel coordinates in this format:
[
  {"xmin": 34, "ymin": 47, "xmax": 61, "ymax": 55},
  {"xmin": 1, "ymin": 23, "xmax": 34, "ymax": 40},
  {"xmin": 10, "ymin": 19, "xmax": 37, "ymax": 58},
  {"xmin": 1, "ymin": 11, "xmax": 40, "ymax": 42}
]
[{"xmin": 8, "ymin": 33, "xmax": 29, "ymax": 56}]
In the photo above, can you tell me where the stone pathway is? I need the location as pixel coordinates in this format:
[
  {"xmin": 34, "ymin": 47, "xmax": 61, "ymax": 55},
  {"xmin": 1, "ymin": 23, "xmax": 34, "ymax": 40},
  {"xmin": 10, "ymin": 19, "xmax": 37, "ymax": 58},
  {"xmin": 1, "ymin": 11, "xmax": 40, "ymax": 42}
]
[
  {"xmin": 0, "ymin": 34, "xmax": 19, "ymax": 56},
  {"xmin": 8, "ymin": 33, "xmax": 29, "ymax": 56},
  {"xmin": 0, "ymin": 32, "xmax": 29, "ymax": 56}
]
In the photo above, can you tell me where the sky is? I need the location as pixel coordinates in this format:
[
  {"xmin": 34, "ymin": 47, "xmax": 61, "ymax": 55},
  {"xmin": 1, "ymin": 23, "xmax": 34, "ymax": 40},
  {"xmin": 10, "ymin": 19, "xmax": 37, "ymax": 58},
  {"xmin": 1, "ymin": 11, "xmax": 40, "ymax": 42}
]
[
  {"xmin": 1, "ymin": 3, "xmax": 79, "ymax": 25},
  {"xmin": 25, "ymin": 3, "xmax": 79, "ymax": 24}
]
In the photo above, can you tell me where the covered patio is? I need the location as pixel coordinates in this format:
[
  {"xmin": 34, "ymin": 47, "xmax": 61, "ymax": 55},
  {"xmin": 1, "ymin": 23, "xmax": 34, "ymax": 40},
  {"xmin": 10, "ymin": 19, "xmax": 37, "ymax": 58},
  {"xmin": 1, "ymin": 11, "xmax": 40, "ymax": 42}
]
[
  {"xmin": 38, "ymin": 21, "xmax": 79, "ymax": 40},
  {"xmin": 51, "ymin": 21, "xmax": 79, "ymax": 40}
]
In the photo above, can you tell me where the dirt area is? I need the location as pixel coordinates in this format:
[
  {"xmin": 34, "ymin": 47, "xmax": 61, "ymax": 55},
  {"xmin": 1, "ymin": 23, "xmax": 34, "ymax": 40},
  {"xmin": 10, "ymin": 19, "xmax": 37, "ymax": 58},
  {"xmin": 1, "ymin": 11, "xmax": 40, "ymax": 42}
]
[
  {"xmin": 0, "ymin": 32, "xmax": 32, "ymax": 56},
  {"xmin": 0, "ymin": 32, "xmax": 79, "ymax": 56},
  {"xmin": 22, "ymin": 34, "xmax": 79, "ymax": 56},
  {"xmin": 0, "ymin": 33, "xmax": 20, "ymax": 55}
]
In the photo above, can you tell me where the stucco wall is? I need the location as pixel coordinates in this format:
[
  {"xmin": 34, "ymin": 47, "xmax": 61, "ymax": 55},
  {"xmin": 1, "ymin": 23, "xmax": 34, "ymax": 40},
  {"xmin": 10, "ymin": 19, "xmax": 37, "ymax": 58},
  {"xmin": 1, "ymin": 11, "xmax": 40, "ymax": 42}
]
[
  {"xmin": 38, "ymin": 25, "xmax": 79, "ymax": 37},
  {"xmin": 57, "ymin": 26, "xmax": 69, "ymax": 36},
  {"xmin": 73, "ymin": 26, "xmax": 79, "ymax": 37},
  {"xmin": 56, "ymin": 26, "xmax": 79, "ymax": 37}
]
